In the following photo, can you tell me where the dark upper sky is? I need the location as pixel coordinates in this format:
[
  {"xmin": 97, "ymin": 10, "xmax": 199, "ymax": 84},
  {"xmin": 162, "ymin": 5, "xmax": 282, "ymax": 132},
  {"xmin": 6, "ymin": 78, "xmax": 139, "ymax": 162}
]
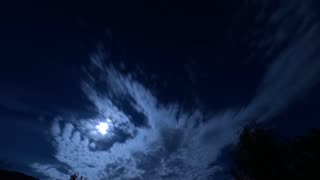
[
  {"xmin": 1, "ymin": 0, "xmax": 267, "ymax": 111},
  {"xmin": 1, "ymin": 0, "xmax": 320, "ymax": 179}
]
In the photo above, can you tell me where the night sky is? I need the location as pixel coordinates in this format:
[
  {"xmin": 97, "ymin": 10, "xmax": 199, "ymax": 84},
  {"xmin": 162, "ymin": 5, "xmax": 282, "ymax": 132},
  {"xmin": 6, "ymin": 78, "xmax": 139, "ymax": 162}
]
[{"xmin": 1, "ymin": 0, "xmax": 320, "ymax": 179}]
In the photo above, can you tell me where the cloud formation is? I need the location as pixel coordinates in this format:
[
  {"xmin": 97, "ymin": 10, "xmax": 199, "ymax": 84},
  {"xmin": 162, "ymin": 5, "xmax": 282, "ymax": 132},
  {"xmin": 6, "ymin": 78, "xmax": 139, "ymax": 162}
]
[
  {"xmin": 242, "ymin": 0, "xmax": 320, "ymax": 122},
  {"xmin": 32, "ymin": 1, "xmax": 320, "ymax": 179}
]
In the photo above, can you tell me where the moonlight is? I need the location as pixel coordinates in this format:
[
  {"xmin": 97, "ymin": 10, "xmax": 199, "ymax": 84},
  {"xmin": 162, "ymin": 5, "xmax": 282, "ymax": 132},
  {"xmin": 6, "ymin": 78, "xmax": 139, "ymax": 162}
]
[{"xmin": 96, "ymin": 121, "xmax": 109, "ymax": 135}]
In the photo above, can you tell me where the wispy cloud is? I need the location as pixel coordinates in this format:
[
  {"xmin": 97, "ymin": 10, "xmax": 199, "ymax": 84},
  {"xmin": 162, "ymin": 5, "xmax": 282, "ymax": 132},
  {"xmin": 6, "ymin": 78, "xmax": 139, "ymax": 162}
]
[
  {"xmin": 31, "ymin": 163, "xmax": 70, "ymax": 180},
  {"xmin": 242, "ymin": 0, "xmax": 320, "ymax": 122},
  {"xmin": 31, "ymin": 1, "xmax": 320, "ymax": 179}
]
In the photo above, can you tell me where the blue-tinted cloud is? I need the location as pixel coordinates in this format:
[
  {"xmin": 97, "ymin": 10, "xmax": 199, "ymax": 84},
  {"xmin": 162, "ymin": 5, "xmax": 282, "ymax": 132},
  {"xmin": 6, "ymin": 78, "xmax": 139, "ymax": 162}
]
[{"xmin": 31, "ymin": 1, "xmax": 320, "ymax": 179}]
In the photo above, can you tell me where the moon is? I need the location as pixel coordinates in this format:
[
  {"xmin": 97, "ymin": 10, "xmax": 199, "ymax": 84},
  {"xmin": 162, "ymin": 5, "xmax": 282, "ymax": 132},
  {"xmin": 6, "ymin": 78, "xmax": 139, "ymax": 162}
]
[{"xmin": 96, "ymin": 122, "xmax": 109, "ymax": 135}]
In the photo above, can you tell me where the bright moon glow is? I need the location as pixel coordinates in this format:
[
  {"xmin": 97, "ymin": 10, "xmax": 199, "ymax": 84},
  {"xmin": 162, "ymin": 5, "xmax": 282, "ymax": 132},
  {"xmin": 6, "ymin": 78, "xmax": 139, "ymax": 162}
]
[{"xmin": 96, "ymin": 122, "xmax": 109, "ymax": 135}]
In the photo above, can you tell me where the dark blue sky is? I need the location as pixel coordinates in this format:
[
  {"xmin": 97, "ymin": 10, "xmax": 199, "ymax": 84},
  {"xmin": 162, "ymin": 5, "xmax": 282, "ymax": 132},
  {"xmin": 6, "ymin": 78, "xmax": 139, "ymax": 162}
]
[{"xmin": 1, "ymin": 0, "xmax": 320, "ymax": 179}]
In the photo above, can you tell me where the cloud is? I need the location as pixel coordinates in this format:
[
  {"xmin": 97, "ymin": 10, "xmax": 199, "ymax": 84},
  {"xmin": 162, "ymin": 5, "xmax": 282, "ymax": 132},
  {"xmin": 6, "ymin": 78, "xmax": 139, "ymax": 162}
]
[
  {"xmin": 241, "ymin": 0, "xmax": 320, "ymax": 122},
  {"xmin": 31, "ymin": 1, "xmax": 320, "ymax": 179},
  {"xmin": 32, "ymin": 61, "xmax": 230, "ymax": 179},
  {"xmin": 31, "ymin": 163, "xmax": 69, "ymax": 180}
]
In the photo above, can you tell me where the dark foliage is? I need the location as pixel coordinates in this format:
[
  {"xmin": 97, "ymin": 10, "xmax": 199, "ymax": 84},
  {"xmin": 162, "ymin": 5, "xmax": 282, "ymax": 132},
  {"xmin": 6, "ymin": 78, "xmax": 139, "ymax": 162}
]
[
  {"xmin": 70, "ymin": 173, "xmax": 86, "ymax": 180},
  {"xmin": 232, "ymin": 127, "xmax": 320, "ymax": 180},
  {"xmin": 0, "ymin": 169, "xmax": 38, "ymax": 180}
]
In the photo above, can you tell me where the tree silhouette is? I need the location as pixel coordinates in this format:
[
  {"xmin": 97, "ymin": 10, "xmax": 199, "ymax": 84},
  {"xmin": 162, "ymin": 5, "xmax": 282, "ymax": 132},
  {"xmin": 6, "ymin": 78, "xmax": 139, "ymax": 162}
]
[
  {"xmin": 69, "ymin": 173, "xmax": 86, "ymax": 180},
  {"xmin": 232, "ymin": 127, "xmax": 320, "ymax": 180}
]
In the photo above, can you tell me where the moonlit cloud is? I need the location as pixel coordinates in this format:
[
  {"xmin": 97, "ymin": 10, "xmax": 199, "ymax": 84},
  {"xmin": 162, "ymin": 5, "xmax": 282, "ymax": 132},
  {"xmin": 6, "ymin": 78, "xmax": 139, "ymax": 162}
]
[
  {"xmin": 31, "ymin": 1, "xmax": 320, "ymax": 179},
  {"xmin": 31, "ymin": 163, "xmax": 70, "ymax": 180},
  {"xmin": 241, "ymin": 0, "xmax": 320, "ymax": 123},
  {"xmin": 32, "ymin": 61, "xmax": 230, "ymax": 179}
]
